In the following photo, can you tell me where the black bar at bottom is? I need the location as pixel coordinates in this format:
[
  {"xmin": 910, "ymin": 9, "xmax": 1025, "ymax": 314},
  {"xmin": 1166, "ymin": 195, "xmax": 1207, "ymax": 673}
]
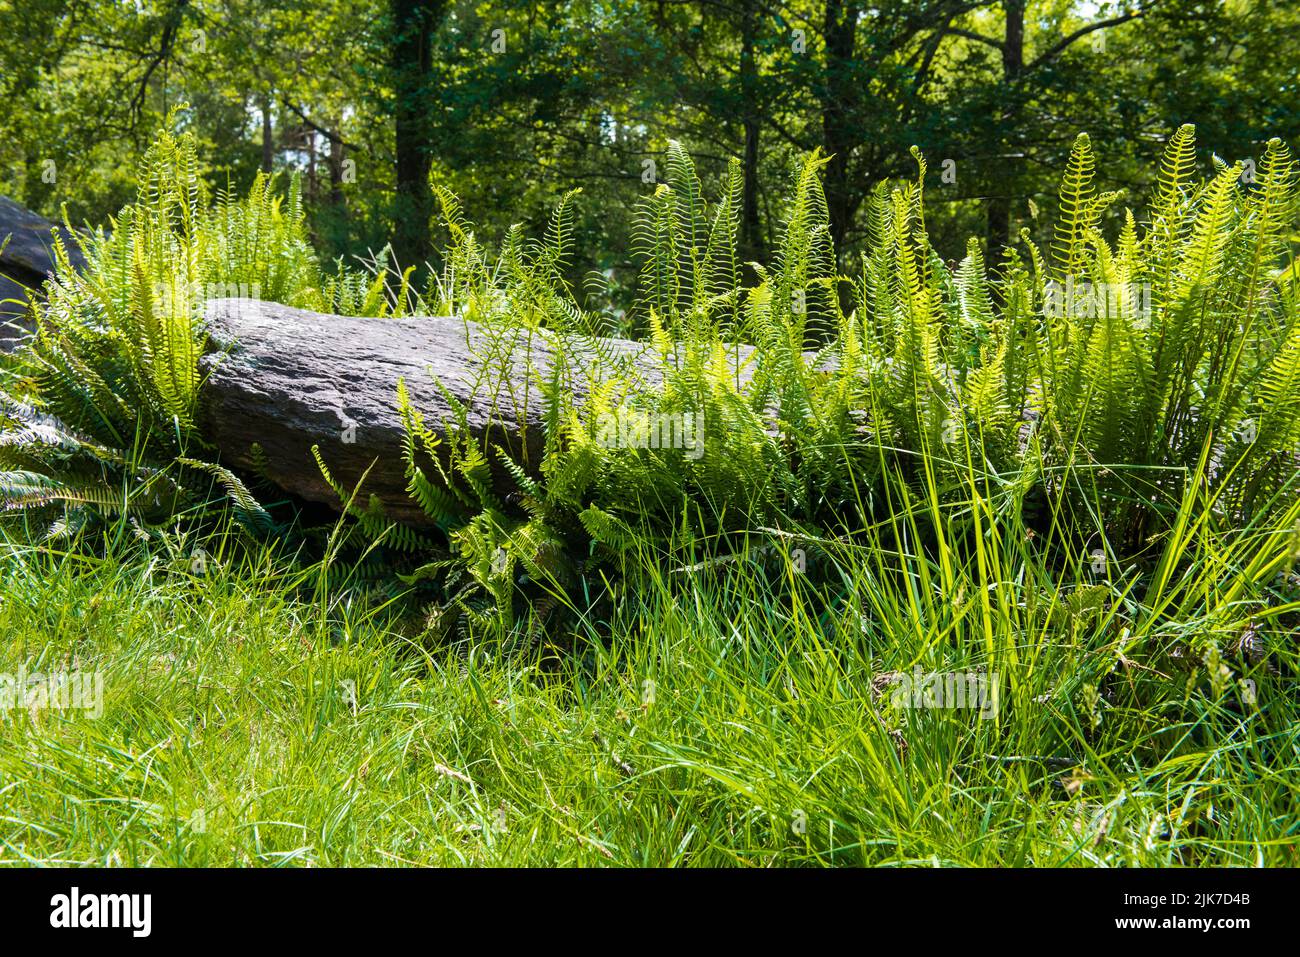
[{"xmin": 0, "ymin": 867, "xmax": 1288, "ymax": 944}]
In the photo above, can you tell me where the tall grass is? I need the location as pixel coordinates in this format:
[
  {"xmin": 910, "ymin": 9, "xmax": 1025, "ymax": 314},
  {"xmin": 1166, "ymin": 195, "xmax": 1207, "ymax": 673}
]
[{"xmin": 0, "ymin": 493, "xmax": 1295, "ymax": 865}]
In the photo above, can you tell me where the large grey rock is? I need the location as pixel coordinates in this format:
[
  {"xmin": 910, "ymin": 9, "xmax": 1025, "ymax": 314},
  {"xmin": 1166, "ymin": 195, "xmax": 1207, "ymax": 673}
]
[
  {"xmin": 199, "ymin": 298, "xmax": 774, "ymax": 528},
  {"xmin": 0, "ymin": 195, "xmax": 87, "ymax": 275},
  {"xmin": 0, "ymin": 195, "xmax": 87, "ymax": 348}
]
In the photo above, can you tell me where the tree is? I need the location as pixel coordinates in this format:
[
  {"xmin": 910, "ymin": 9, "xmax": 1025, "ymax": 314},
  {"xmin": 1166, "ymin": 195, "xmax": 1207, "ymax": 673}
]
[{"xmin": 391, "ymin": 0, "xmax": 448, "ymax": 271}]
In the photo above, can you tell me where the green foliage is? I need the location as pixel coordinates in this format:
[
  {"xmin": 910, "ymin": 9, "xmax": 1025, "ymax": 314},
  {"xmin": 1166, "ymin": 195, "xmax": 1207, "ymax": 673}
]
[
  {"xmin": 365, "ymin": 127, "xmax": 1300, "ymax": 648},
  {"xmin": 6, "ymin": 118, "xmax": 1298, "ymax": 668}
]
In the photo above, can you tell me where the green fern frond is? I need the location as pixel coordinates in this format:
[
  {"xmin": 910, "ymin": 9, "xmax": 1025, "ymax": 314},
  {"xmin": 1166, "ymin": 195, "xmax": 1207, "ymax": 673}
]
[
  {"xmin": 176, "ymin": 457, "xmax": 274, "ymax": 530},
  {"xmin": 1053, "ymin": 133, "xmax": 1099, "ymax": 279}
]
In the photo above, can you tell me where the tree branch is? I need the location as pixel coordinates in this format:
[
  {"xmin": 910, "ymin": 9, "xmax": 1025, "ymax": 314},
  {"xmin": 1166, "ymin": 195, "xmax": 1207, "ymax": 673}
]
[{"xmin": 1027, "ymin": 10, "xmax": 1145, "ymax": 71}]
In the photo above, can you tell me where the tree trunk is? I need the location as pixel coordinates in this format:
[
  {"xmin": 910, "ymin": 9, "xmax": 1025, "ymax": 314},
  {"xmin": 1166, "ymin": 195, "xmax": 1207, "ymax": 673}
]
[
  {"xmin": 739, "ymin": 0, "xmax": 764, "ymax": 266},
  {"xmin": 820, "ymin": 0, "xmax": 860, "ymax": 261},
  {"xmin": 260, "ymin": 94, "xmax": 274, "ymax": 173},
  {"xmin": 392, "ymin": 0, "xmax": 446, "ymax": 273},
  {"xmin": 986, "ymin": 0, "xmax": 1025, "ymax": 261},
  {"xmin": 327, "ymin": 121, "xmax": 346, "ymax": 209}
]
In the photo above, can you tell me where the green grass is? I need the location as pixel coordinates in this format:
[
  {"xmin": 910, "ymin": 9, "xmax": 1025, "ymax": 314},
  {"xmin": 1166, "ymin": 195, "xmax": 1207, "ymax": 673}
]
[{"xmin": 2, "ymin": 504, "xmax": 1296, "ymax": 867}]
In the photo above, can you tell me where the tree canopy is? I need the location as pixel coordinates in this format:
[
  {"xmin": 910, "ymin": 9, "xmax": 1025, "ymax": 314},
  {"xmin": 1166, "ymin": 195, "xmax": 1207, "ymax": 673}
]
[{"xmin": 2, "ymin": 0, "xmax": 1296, "ymax": 308}]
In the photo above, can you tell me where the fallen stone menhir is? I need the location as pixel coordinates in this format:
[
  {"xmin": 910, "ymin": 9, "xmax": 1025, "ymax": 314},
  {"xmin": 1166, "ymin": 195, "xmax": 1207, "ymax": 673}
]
[
  {"xmin": 199, "ymin": 298, "xmax": 775, "ymax": 528},
  {"xmin": 0, "ymin": 195, "xmax": 87, "ymax": 349}
]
